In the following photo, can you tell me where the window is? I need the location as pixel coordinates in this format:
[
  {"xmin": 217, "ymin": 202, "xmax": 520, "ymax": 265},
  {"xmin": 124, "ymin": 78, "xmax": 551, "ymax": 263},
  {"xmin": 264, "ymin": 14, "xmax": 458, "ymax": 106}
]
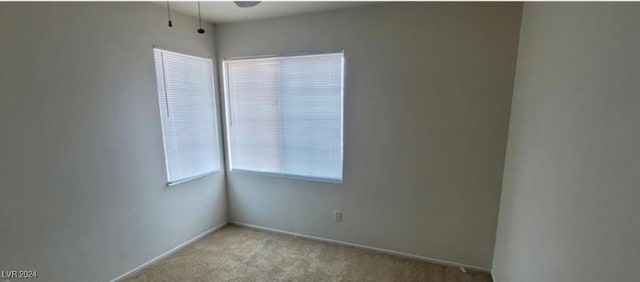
[
  {"xmin": 153, "ymin": 48, "xmax": 220, "ymax": 186},
  {"xmin": 223, "ymin": 52, "xmax": 344, "ymax": 183}
]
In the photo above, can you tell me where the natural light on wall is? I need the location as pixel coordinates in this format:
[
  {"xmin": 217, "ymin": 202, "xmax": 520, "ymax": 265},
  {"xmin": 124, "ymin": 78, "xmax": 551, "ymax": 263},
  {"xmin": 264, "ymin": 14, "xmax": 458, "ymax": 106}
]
[
  {"xmin": 223, "ymin": 52, "xmax": 344, "ymax": 183},
  {"xmin": 153, "ymin": 48, "xmax": 221, "ymax": 186}
]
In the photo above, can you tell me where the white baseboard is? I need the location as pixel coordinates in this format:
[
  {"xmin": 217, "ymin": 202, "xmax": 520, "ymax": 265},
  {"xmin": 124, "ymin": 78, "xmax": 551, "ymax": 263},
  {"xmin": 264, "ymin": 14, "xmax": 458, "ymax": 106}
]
[
  {"xmin": 109, "ymin": 222, "xmax": 228, "ymax": 282},
  {"xmin": 230, "ymin": 221, "xmax": 491, "ymax": 274}
]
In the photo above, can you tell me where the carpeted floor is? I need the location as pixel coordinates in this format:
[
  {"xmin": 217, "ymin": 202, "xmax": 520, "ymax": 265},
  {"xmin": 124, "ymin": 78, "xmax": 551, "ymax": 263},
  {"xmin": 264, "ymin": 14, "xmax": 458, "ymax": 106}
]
[{"xmin": 124, "ymin": 225, "xmax": 492, "ymax": 282}]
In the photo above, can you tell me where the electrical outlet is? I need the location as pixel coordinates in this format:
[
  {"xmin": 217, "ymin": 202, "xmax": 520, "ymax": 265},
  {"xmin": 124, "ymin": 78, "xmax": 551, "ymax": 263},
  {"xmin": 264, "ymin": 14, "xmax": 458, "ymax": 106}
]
[{"xmin": 333, "ymin": 210, "xmax": 342, "ymax": 222}]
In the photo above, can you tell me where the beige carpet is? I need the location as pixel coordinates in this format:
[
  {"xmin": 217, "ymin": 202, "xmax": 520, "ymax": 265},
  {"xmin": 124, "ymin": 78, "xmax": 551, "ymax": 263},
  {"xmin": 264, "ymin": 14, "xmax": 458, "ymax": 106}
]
[{"xmin": 124, "ymin": 225, "xmax": 492, "ymax": 282}]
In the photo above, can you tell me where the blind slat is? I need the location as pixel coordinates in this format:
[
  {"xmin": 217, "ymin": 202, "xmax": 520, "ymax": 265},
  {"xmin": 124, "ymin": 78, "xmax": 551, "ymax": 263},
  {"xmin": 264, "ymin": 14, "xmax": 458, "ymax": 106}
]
[
  {"xmin": 154, "ymin": 49, "xmax": 220, "ymax": 185},
  {"xmin": 225, "ymin": 53, "xmax": 344, "ymax": 182}
]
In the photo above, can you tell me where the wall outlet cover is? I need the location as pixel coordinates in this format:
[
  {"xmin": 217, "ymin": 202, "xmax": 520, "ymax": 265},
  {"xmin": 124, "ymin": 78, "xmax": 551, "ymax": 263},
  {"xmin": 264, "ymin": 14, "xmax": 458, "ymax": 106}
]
[{"xmin": 333, "ymin": 210, "xmax": 342, "ymax": 222}]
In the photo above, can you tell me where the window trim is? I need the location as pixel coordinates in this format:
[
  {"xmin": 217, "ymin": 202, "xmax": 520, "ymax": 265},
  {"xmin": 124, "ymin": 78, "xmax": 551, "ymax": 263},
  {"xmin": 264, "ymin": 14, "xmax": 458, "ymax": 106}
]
[
  {"xmin": 153, "ymin": 47, "xmax": 222, "ymax": 186},
  {"xmin": 221, "ymin": 51, "xmax": 345, "ymax": 184}
]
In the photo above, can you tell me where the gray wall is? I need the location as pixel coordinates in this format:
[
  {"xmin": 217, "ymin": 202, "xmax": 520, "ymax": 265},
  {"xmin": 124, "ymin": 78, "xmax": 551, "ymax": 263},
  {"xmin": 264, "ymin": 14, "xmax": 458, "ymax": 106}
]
[
  {"xmin": 0, "ymin": 3, "xmax": 226, "ymax": 282},
  {"xmin": 216, "ymin": 3, "xmax": 522, "ymax": 269},
  {"xmin": 492, "ymin": 3, "xmax": 640, "ymax": 282}
]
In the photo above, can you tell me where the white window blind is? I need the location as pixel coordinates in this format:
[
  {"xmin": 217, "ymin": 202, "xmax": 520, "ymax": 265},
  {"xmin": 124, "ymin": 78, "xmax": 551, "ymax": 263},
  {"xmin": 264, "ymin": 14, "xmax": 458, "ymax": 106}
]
[
  {"xmin": 153, "ymin": 48, "xmax": 220, "ymax": 186},
  {"xmin": 224, "ymin": 52, "xmax": 344, "ymax": 183}
]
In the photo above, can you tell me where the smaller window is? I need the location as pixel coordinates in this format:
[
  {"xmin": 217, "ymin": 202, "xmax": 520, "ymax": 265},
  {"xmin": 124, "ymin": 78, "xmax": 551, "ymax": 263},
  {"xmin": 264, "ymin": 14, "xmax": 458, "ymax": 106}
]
[
  {"xmin": 153, "ymin": 48, "xmax": 221, "ymax": 186},
  {"xmin": 223, "ymin": 52, "xmax": 344, "ymax": 183}
]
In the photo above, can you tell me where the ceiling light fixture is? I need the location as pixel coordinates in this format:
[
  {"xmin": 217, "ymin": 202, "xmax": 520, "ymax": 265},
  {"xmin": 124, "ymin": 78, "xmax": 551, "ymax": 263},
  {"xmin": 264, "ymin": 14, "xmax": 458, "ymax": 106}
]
[
  {"xmin": 197, "ymin": 1, "xmax": 205, "ymax": 34},
  {"xmin": 166, "ymin": 1, "xmax": 173, "ymax": 27},
  {"xmin": 234, "ymin": 1, "xmax": 261, "ymax": 8}
]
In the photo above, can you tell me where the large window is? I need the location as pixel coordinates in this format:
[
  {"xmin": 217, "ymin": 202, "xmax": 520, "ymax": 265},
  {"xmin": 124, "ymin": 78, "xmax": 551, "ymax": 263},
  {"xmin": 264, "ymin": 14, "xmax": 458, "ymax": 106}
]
[
  {"xmin": 223, "ymin": 52, "xmax": 344, "ymax": 183},
  {"xmin": 153, "ymin": 48, "xmax": 221, "ymax": 186}
]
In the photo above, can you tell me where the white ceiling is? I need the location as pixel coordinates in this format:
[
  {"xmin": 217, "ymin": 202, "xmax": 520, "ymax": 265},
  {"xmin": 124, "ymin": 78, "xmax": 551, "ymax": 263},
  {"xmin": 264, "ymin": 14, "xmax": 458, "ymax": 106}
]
[{"xmin": 159, "ymin": 1, "xmax": 370, "ymax": 24}]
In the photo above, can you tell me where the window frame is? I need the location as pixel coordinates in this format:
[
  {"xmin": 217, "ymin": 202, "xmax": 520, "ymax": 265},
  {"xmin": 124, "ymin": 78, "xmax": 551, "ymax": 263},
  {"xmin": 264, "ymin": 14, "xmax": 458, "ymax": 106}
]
[
  {"xmin": 153, "ymin": 47, "xmax": 222, "ymax": 186},
  {"xmin": 221, "ymin": 51, "xmax": 345, "ymax": 184}
]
